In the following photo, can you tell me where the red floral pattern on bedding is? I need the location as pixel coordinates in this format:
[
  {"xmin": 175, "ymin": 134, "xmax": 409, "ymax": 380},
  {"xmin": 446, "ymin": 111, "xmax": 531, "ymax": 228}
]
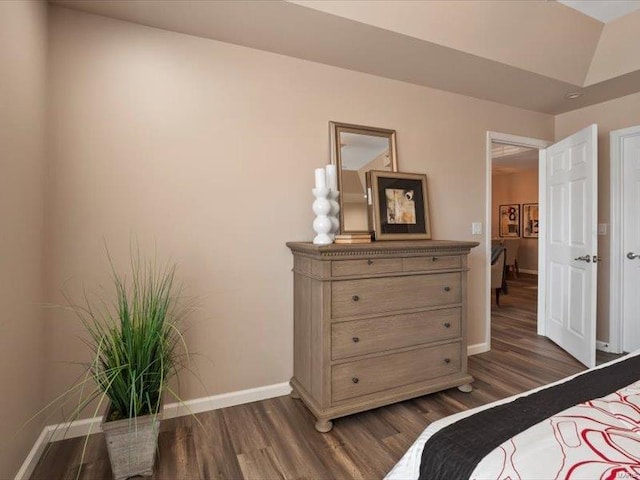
[{"xmin": 471, "ymin": 382, "xmax": 640, "ymax": 480}]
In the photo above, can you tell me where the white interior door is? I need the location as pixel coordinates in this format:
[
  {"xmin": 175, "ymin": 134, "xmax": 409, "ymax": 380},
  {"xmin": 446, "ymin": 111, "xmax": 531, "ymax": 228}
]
[
  {"xmin": 542, "ymin": 124, "xmax": 598, "ymax": 367},
  {"xmin": 622, "ymin": 131, "xmax": 640, "ymax": 352}
]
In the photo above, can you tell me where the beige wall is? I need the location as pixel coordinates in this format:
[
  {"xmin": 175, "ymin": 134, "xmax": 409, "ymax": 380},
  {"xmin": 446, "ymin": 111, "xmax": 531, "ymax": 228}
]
[
  {"xmin": 0, "ymin": 0, "xmax": 47, "ymax": 476},
  {"xmin": 45, "ymin": 6, "xmax": 553, "ymax": 413},
  {"xmin": 293, "ymin": 0, "xmax": 601, "ymax": 85},
  {"xmin": 555, "ymin": 91, "xmax": 640, "ymax": 342},
  {"xmin": 491, "ymin": 170, "xmax": 539, "ymax": 272},
  {"xmin": 585, "ymin": 9, "xmax": 640, "ymax": 86}
]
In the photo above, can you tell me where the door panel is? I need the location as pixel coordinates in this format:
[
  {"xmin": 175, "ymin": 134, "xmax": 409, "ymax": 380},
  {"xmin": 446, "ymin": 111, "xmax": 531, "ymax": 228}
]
[
  {"xmin": 569, "ymin": 180, "xmax": 587, "ymax": 245},
  {"xmin": 549, "ymin": 262, "xmax": 564, "ymax": 326},
  {"xmin": 622, "ymin": 133, "xmax": 640, "ymax": 352},
  {"xmin": 568, "ymin": 267, "xmax": 585, "ymax": 336},
  {"xmin": 550, "ymin": 185, "xmax": 565, "ymax": 243},
  {"xmin": 544, "ymin": 124, "xmax": 597, "ymax": 367}
]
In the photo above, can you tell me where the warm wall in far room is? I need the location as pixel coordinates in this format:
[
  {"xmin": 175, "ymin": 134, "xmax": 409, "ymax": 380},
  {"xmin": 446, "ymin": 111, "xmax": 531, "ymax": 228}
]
[
  {"xmin": 0, "ymin": 1, "xmax": 47, "ymax": 477},
  {"xmin": 45, "ymin": 6, "xmax": 553, "ymax": 416},
  {"xmin": 555, "ymin": 91, "xmax": 640, "ymax": 344},
  {"xmin": 491, "ymin": 169, "xmax": 539, "ymax": 272}
]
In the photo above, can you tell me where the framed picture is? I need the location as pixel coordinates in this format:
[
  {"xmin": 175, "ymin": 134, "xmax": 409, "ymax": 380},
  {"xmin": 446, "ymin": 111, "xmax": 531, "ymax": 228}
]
[
  {"xmin": 522, "ymin": 203, "xmax": 539, "ymax": 238},
  {"xmin": 499, "ymin": 204, "xmax": 520, "ymax": 237},
  {"xmin": 367, "ymin": 170, "xmax": 431, "ymax": 240}
]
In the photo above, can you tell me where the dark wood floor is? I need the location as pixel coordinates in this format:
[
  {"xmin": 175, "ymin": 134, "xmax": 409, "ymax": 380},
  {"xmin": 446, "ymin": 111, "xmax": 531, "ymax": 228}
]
[{"xmin": 32, "ymin": 274, "xmax": 620, "ymax": 479}]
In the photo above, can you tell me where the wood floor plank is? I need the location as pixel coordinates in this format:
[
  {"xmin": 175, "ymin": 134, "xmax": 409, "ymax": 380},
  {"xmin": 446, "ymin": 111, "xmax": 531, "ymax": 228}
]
[
  {"xmin": 255, "ymin": 397, "xmax": 334, "ymax": 480},
  {"xmin": 219, "ymin": 402, "xmax": 271, "ymax": 456},
  {"xmin": 155, "ymin": 425, "xmax": 200, "ymax": 480},
  {"xmin": 190, "ymin": 409, "xmax": 244, "ymax": 480},
  {"xmin": 331, "ymin": 415, "xmax": 398, "ymax": 478},
  {"xmin": 31, "ymin": 274, "xmax": 622, "ymax": 479},
  {"xmin": 381, "ymin": 432, "xmax": 414, "ymax": 460},
  {"xmin": 313, "ymin": 429, "xmax": 366, "ymax": 480},
  {"xmin": 377, "ymin": 402, "xmax": 428, "ymax": 441},
  {"xmin": 282, "ymin": 395, "xmax": 373, "ymax": 480},
  {"xmin": 237, "ymin": 446, "xmax": 287, "ymax": 480}
]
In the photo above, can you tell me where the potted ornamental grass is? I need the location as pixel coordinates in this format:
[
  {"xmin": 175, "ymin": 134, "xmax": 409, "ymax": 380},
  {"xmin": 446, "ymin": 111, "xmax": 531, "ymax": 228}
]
[{"xmin": 58, "ymin": 249, "xmax": 193, "ymax": 480}]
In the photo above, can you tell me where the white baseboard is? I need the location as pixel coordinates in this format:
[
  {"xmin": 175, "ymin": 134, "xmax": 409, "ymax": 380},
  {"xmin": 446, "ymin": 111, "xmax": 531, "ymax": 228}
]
[
  {"xmin": 14, "ymin": 426, "xmax": 56, "ymax": 480},
  {"xmin": 518, "ymin": 269, "xmax": 538, "ymax": 275},
  {"xmin": 468, "ymin": 342, "xmax": 490, "ymax": 356},
  {"xmin": 164, "ymin": 382, "xmax": 291, "ymax": 419},
  {"xmin": 15, "ymin": 381, "xmax": 291, "ymax": 480},
  {"xmin": 596, "ymin": 340, "xmax": 614, "ymax": 353}
]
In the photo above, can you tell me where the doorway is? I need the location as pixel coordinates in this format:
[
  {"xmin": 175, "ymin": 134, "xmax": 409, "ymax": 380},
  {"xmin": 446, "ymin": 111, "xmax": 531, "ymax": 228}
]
[
  {"xmin": 492, "ymin": 143, "xmax": 540, "ymax": 270},
  {"xmin": 484, "ymin": 132, "xmax": 551, "ymax": 352},
  {"xmin": 487, "ymin": 127, "xmax": 601, "ymax": 367},
  {"xmin": 610, "ymin": 125, "xmax": 640, "ymax": 353},
  {"xmin": 490, "ymin": 143, "xmax": 540, "ymax": 339}
]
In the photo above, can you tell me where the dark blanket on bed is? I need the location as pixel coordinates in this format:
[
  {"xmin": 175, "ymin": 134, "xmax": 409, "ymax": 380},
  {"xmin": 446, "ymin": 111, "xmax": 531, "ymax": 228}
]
[{"xmin": 419, "ymin": 354, "xmax": 640, "ymax": 480}]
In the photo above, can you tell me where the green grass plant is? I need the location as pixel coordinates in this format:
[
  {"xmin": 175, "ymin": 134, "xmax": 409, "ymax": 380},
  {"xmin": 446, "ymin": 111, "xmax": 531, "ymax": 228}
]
[
  {"xmin": 32, "ymin": 247, "xmax": 193, "ymax": 429},
  {"xmin": 76, "ymin": 250, "xmax": 189, "ymax": 421},
  {"xmin": 22, "ymin": 246, "xmax": 197, "ymax": 479}
]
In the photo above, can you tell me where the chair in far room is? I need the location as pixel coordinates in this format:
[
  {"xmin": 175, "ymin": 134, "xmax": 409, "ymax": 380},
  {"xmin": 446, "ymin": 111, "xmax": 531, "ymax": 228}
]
[
  {"xmin": 491, "ymin": 245, "xmax": 506, "ymax": 305},
  {"xmin": 502, "ymin": 238, "xmax": 520, "ymax": 278}
]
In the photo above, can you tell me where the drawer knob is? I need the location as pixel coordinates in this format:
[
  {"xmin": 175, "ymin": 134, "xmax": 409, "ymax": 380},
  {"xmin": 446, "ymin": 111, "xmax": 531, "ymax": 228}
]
[
  {"xmin": 352, "ymin": 377, "xmax": 359, "ymax": 384},
  {"xmin": 352, "ymin": 295, "xmax": 360, "ymax": 302},
  {"xmin": 444, "ymin": 358, "xmax": 451, "ymax": 364},
  {"xmin": 432, "ymin": 256, "xmax": 438, "ymax": 262},
  {"xmin": 443, "ymin": 322, "xmax": 451, "ymax": 328},
  {"xmin": 352, "ymin": 336, "xmax": 360, "ymax": 343},
  {"xmin": 443, "ymin": 286, "xmax": 451, "ymax": 292},
  {"xmin": 367, "ymin": 259, "xmax": 373, "ymax": 265}
]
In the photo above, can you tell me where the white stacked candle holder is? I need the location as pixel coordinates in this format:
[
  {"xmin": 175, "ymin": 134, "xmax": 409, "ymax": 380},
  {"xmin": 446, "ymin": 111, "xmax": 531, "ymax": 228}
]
[
  {"xmin": 312, "ymin": 187, "xmax": 332, "ymax": 245},
  {"xmin": 327, "ymin": 188, "xmax": 340, "ymax": 240},
  {"xmin": 313, "ymin": 165, "xmax": 340, "ymax": 245}
]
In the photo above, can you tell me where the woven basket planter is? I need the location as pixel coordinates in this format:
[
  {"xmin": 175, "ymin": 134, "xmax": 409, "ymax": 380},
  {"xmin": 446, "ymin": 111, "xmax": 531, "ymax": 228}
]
[{"xmin": 101, "ymin": 406, "xmax": 162, "ymax": 480}]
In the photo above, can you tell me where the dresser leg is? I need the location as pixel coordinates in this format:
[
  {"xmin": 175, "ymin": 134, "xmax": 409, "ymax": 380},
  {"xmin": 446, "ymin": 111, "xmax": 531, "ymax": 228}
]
[
  {"xmin": 315, "ymin": 419, "xmax": 333, "ymax": 433},
  {"xmin": 290, "ymin": 389, "xmax": 300, "ymax": 400},
  {"xmin": 458, "ymin": 384, "xmax": 473, "ymax": 393}
]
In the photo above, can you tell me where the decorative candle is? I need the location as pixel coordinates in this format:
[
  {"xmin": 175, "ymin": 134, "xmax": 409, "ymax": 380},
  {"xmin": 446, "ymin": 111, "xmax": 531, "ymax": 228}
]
[
  {"xmin": 326, "ymin": 164, "xmax": 338, "ymax": 192},
  {"xmin": 315, "ymin": 167, "xmax": 327, "ymax": 189}
]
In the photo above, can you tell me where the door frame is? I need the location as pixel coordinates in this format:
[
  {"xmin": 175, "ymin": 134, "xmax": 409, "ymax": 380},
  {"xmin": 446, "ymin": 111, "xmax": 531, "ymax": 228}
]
[
  {"xmin": 485, "ymin": 132, "xmax": 551, "ymax": 350},
  {"xmin": 609, "ymin": 125, "xmax": 640, "ymax": 354}
]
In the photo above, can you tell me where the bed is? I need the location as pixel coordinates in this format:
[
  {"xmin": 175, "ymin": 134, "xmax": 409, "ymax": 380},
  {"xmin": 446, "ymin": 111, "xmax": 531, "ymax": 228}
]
[{"xmin": 386, "ymin": 351, "xmax": 640, "ymax": 480}]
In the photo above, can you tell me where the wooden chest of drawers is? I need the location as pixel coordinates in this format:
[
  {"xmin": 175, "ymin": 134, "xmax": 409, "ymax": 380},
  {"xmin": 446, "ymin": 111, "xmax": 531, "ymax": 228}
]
[{"xmin": 287, "ymin": 240, "xmax": 478, "ymax": 432}]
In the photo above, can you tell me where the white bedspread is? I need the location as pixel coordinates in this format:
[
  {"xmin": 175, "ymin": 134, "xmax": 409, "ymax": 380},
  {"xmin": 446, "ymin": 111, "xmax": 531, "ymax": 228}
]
[{"xmin": 386, "ymin": 352, "xmax": 639, "ymax": 480}]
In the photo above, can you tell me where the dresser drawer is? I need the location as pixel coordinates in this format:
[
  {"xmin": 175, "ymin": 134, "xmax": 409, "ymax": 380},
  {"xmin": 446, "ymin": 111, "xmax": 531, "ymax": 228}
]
[
  {"xmin": 332, "ymin": 273, "xmax": 461, "ymax": 318},
  {"xmin": 403, "ymin": 255, "xmax": 461, "ymax": 272},
  {"xmin": 332, "ymin": 258, "xmax": 402, "ymax": 277},
  {"xmin": 331, "ymin": 308, "xmax": 461, "ymax": 360},
  {"xmin": 332, "ymin": 342, "xmax": 461, "ymax": 402}
]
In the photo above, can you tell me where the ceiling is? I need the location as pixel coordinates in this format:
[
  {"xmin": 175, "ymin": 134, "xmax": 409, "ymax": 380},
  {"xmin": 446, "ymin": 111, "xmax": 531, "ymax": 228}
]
[
  {"xmin": 557, "ymin": 0, "xmax": 640, "ymax": 23},
  {"xmin": 492, "ymin": 144, "xmax": 538, "ymax": 175},
  {"xmin": 50, "ymin": 0, "xmax": 640, "ymax": 115},
  {"xmin": 340, "ymin": 133, "xmax": 389, "ymax": 171}
]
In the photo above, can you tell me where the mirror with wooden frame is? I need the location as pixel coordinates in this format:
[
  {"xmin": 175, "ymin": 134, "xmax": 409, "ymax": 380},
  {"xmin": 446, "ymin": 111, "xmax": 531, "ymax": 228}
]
[{"xmin": 329, "ymin": 122, "xmax": 398, "ymax": 234}]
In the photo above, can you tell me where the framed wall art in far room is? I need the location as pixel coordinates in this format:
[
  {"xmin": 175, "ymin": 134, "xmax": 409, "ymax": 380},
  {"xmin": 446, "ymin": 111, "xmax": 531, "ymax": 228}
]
[
  {"xmin": 367, "ymin": 170, "xmax": 431, "ymax": 240},
  {"xmin": 499, "ymin": 204, "xmax": 520, "ymax": 238},
  {"xmin": 522, "ymin": 203, "xmax": 539, "ymax": 238}
]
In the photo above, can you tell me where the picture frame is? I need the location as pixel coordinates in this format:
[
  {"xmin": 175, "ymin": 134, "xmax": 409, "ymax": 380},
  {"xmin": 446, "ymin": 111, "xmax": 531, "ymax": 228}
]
[
  {"xmin": 522, "ymin": 203, "xmax": 539, "ymax": 238},
  {"xmin": 499, "ymin": 204, "xmax": 520, "ymax": 237},
  {"xmin": 367, "ymin": 170, "xmax": 431, "ymax": 240}
]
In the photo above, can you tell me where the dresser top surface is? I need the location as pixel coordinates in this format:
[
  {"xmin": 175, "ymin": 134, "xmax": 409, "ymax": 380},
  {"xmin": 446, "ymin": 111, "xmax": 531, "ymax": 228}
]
[{"xmin": 287, "ymin": 240, "xmax": 479, "ymax": 257}]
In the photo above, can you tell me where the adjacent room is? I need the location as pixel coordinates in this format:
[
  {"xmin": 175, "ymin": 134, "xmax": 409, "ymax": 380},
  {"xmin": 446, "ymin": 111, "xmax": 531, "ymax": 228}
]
[
  {"xmin": 2, "ymin": 1, "xmax": 640, "ymax": 479},
  {"xmin": 489, "ymin": 142, "xmax": 544, "ymax": 372},
  {"xmin": 491, "ymin": 142, "xmax": 540, "ymax": 299}
]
